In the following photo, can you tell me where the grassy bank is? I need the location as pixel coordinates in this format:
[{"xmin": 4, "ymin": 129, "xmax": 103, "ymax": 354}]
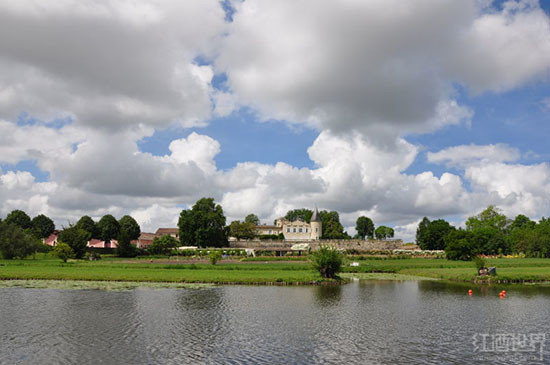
[
  {"xmin": 344, "ymin": 257, "xmax": 550, "ymax": 283},
  {"xmin": 2, "ymin": 256, "xmax": 550, "ymax": 286},
  {"xmin": 0, "ymin": 256, "xmax": 323, "ymax": 285}
]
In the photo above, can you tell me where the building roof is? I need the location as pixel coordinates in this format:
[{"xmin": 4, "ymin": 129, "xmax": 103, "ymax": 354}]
[
  {"xmin": 155, "ymin": 228, "xmax": 179, "ymax": 236},
  {"xmin": 311, "ymin": 207, "xmax": 321, "ymax": 222},
  {"xmin": 138, "ymin": 232, "xmax": 156, "ymax": 241}
]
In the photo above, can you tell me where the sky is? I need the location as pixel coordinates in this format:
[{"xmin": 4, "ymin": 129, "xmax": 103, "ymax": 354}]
[{"xmin": 1, "ymin": 0, "xmax": 550, "ymax": 241}]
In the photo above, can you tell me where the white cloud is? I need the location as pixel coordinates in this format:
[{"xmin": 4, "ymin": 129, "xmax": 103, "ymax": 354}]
[
  {"xmin": 427, "ymin": 143, "xmax": 521, "ymax": 167},
  {"xmin": 0, "ymin": 0, "xmax": 226, "ymax": 130}
]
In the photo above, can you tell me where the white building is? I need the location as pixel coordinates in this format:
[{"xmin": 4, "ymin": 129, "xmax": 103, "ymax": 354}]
[{"xmin": 255, "ymin": 208, "xmax": 322, "ymax": 241}]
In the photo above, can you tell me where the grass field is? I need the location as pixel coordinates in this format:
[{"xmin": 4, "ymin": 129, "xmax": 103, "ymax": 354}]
[{"xmin": 2, "ymin": 255, "xmax": 550, "ymax": 285}]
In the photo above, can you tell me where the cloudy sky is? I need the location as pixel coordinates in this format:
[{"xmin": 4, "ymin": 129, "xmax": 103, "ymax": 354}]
[{"xmin": 1, "ymin": 0, "xmax": 550, "ymax": 241}]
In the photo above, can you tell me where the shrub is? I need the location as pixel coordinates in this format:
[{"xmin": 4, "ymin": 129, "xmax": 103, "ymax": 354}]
[
  {"xmin": 473, "ymin": 255, "xmax": 487, "ymax": 271},
  {"xmin": 310, "ymin": 246, "xmax": 344, "ymax": 279},
  {"xmin": 148, "ymin": 235, "xmax": 179, "ymax": 255},
  {"xmin": 209, "ymin": 250, "xmax": 222, "ymax": 265},
  {"xmin": 53, "ymin": 242, "xmax": 75, "ymax": 263}
]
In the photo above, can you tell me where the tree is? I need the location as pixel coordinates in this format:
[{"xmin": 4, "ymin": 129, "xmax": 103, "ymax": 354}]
[
  {"xmin": 244, "ymin": 214, "xmax": 260, "ymax": 226},
  {"xmin": 285, "ymin": 209, "xmax": 313, "ymax": 223},
  {"xmin": 178, "ymin": 198, "xmax": 228, "ymax": 248},
  {"xmin": 355, "ymin": 216, "xmax": 374, "ymax": 239},
  {"xmin": 31, "ymin": 214, "xmax": 55, "ymax": 239},
  {"xmin": 58, "ymin": 226, "xmax": 90, "ymax": 259},
  {"xmin": 5, "ymin": 210, "xmax": 32, "ymax": 230},
  {"xmin": 118, "ymin": 215, "xmax": 141, "ymax": 241},
  {"xmin": 310, "ymin": 246, "xmax": 344, "ymax": 279},
  {"xmin": 0, "ymin": 222, "xmax": 40, "ymax": 259},
  {"xmin": 97, "ymin": 215, "xmax": 120, "ymax": 246},
  {"xmin": 509, "ymin": 214, "xmax": 535, "ymax": 231},
  {"xmin": 319, "ymin": 210, "xmax": 347, "ymax": 239},
  {"xmin": 444, "ymin": 229, "xmax": 478, "ymax": 260},
  {"xmin": 52, "ymin": 242, "xmax": 74, "ymax": 263},
  {"xmin": 416, "ymin": 217, "xmax": 430, "ymax": 246},
  {"xmin": 466, "ymin": 205, "xmax": 508, "ymax": 232},
  {"xmin": 229, "ymin": 220, "xmax": 256, "ymax": 240},
  {"xmin": 375, "ymin": 226, "xmax": 394, "ymax": 240},
  {"xmin": 116, "ymin": 228, "xmax": 138, "ymax": 257},
  {"xmin": 419, "ymin": 219, "xmax": 454, "ymax": 250},
  {"xmin": 148, "ymin": 235, "xmax": 179, "ymax": 255},
  {"xmin": 76, "ymin": 216, "xmax": 99, "ymax": 238}
]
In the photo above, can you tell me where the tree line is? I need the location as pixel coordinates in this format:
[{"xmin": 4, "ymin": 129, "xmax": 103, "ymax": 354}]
[
  {"xmin": 0, "ymin": 209, "xmax": 141, "ymax": 260},
  {"xmin": 416, "ymin": 205, "xmax": 550, "ymax": 260}
]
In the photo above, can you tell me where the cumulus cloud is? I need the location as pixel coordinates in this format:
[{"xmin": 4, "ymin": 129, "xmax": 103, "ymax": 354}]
[
  {"xmin": 427, "ymin": 143, "xmax": 521, "ymax": 167},
  {"xmin": 217, "ymin": 0, "xmax": 550, "ymax": 143},
  {"xmin": 0, "ymin": 0, "xmax": 226, "ymax": 130}
]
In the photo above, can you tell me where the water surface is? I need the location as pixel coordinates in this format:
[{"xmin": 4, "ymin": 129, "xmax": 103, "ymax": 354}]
[{"xmin": 1, "ymin": 281, "xmax": 549, "ymax": 364}]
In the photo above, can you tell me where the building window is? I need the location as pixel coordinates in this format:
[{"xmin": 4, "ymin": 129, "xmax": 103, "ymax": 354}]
[
  {"xmin": 316, "ymin": 228, "xmax": 318, "ymax": 232},
  {"xmin": 299, "ymin": 228, "xmax": 302, "ymax": 232},
  {"xmin": 287, "ymin": 228, "xmax": 290, "ymax": 233},
  {"xmin": 293, "ymin": 228, "xmax": 296, "ymax": 232},
  {"xmin": 305, "ymin": 228, "xmax": 308, "ymax": 233}
]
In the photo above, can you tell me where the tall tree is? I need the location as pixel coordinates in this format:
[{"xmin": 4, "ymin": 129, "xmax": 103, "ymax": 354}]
[
  {"xmin": 375, "ymin": 226, "xmax": 394, "ymax": 240},
  {"xmin": 97, "ymin": 215, "xmax": 120, "ymax": 245},
  {"xmin": 285, "ymin": 209, "xmax": 313, "ymax": 223},
  {"xmin": 31, "ymin": 214, "xmax": 55, "ymax": 239},
  {"xmin": 355, "ymin": 216, "xmax": 374, "ymax": 239},
  {"xmin": 319, "ymin": 210, "xmax": 347, "ymax": 239},
  {"xmin": 0, "ymin": 222, "xmax": 40, "ymax": 259},
  {"xmin": 118, "ymin": 215, "xmax": 141, "ymax": 240},
  {"xmin": 178, "ymin": 198, "xmax": 228, "ymax": 248},
  {"xmin": 229, "ymin": 220, "xmax": 256, "ymax": 240},
  {"xmin": 466, "ymin": 205, "xmax": 508, "ymax": 231},
  {"xmin": 58, "ymin": 226, "xmax": 90, "ymax": 259},
  {"xmin": 244, "ymin": 214, "xmax": 260, "ymax": 226},
  {"xmin": 76, "ymin": 216, "xmax": 98, "ymax": 238},
  {"xmin": 416, "ymin": 217, "xmax": 431, "ymax": 246},
  {"xmin": 419, "ymin": 219, "xmax": 454, "ymax": 250},
  {"xmin": 5, "ymin": 210, "xmax": 32, "ymax": 230}
]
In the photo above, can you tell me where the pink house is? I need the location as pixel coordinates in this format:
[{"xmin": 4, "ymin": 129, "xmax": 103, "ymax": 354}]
[{"xmin": 43, "ymin": 231, "xmax": 118, "ymax": 248}]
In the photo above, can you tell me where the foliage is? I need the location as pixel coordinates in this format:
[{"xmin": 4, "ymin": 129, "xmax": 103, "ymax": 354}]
[
  {"xmin": 5, "ymin": 210, "xmax": 32, "ymax": 230},
  {"xmin": 178, "ymin": 197, "xmax": 228, "ymax": 248},
  {"xmin": 118, "ymin": 215, "xmax": 141, "ymax": 241},
  {"xmin": 31, "ymin": 214, "xmax": 55, "ymax": 239},
  {"xmin": 509, "ymin": 214, "xmax": 535, "ymax": 231},
  {"xmin": 473, "ymin": 255, "xmax": 487, "ymax": 271},
  {"xmin": 375, "ymin": 226, "xmax": 394, "ymax": 240},
  {"xmin": 244, "ymin": 214, "xmax": 260, "ymax": 226},
  {"xmin": 415, "ymin": 217, "xmax": 430, "ymax": 246},
  {"xmin": 97, "ymin": 215, "xmax": 120, "ymax": 244},
  {"xmin": 229, "ymin": 220, "xmax": 256, "ymax": 240},
  {"xmin": 0, "ymin": 222, "xmax": 40, "ymax": 259},
  {"xmin": 466, "ymin": 205, "xmax": 508, "ymax": 232},
  {"xmin": 52, "ymin": 242, "xmax": 74, "ymax": 263},
  {"xmin": 419, "ymin": 219, "xmax": 455, "ymax": 250},
  {"xmin": 310, "ymin": 246, "xmax": 344, "ymax": 279},
  {"xmin": 319, "ymin": 210, "xmax": 348, "ymax": 239},
  {"xmin": 259, "ymin": 234, "xmax": 280, "ymax": 240},
  {"xmin": 355, "ymin": 216, "xmax": 374, "ymax": 239},
  {"xmin": 116, "ymin": 228, "xmax": 138, "ymax": 258},
  {"xmin": 285, "ymin": 209, "xmax": 313, "ymax": 223},
  {"xmin": 58, "ymin": 226, "xmax": 90, "ymax": 259},
  {"xmin": 444, "ymin": 229, "xmax": 478, "ymax": 261},
  {"xmin": 209, "ymin": 250, "xmax": 222, "ymax": 265},
  {"xmin": 148, "ymin": 235, "xmax": 179, "ymax": 255},
  {"xmin": 76, "ymin": 216, "xmax": 99, "ymax": 238}
]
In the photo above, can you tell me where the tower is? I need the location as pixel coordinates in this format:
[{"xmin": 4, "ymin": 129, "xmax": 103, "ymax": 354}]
[{"xmin": 310, "ymin": 207, "xmax": 322, "ymax": 240}]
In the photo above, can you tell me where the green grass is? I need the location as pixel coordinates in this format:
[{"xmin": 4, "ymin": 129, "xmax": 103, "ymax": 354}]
[
  {"xmin": 3, "ymin": 256, "xmax": 550, "ymax": 286},
  {"xmin": 344, "ymin": 257, "xmax": 550, "ymax": 282},
  {"xmin": 0, "ymin": 256, "xmax": 322, "ymax": 284}
]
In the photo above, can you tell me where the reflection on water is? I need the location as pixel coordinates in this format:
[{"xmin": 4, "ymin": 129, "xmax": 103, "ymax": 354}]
[{"xmin": 1, "ymin": 281, "xmax": 550, "ymax": 364}]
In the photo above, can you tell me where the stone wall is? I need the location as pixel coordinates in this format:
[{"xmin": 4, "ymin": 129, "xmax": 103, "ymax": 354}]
[{"xmin": 229, "ymin": 239, "xmax": 403, "ymax": 251}]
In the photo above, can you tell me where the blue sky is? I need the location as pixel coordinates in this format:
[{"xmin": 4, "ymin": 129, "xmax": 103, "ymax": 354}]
[{"xmin": 0, "ymin": 0, "xmax": 550, "ymax": 240}]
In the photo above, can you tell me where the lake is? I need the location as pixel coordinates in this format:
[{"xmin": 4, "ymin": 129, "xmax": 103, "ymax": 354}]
[{"xmin": 1, "ymin": 280, "xmax": 550, "ymax": 364}]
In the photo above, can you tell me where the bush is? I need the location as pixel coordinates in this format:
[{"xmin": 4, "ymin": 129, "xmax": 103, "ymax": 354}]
[
  {"xmin": 209, "ymin": 250, "xmax": 222, "ymax": 265},
  {"xmin": 473, "ymin": 255, "xmax": 487, "ymax": 271},
  {"xmin": 53, "ymin": 242, "xmax": 75, "ymax": 263},
  {"xmin": 310, "ymin": 246, "xmax": 344, "ymax": 279},
  {"xmin": 0, "ymin": 223, "xmax": 40, "ymax": 259},
  {"xmin": 148, "ymin": 235, "xmax": 179, "ymax": 255}
]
